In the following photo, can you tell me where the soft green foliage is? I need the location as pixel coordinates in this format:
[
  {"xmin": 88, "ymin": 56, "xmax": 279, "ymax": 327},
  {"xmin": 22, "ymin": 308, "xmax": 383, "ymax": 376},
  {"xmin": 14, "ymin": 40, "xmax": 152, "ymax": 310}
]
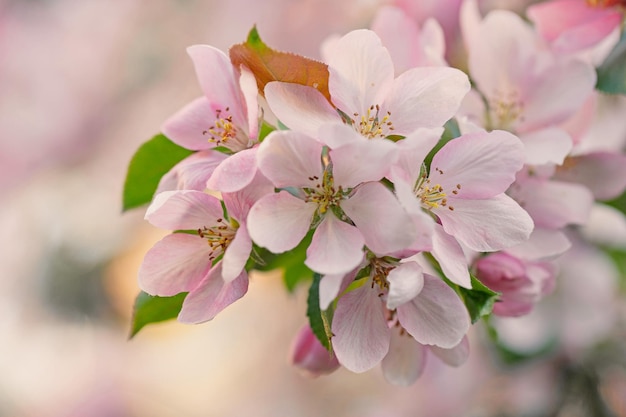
[
  {"xmin": 458, "ymin": 275, "xmax": 500, "ymax": 324},
  {"xmin": 130, "ymin": 291, "xmax": 187, "ymax": 338},
  {"xmin": 307, "ymin": 273, "xmax": 334, "ymax": 351},
  {"xmin": 596, "ymin": 30, "xmax": 626, "ymax": 95},
  {"xmin": 123, "ymin": 134, "xmax": 193, "ymax": 211}
]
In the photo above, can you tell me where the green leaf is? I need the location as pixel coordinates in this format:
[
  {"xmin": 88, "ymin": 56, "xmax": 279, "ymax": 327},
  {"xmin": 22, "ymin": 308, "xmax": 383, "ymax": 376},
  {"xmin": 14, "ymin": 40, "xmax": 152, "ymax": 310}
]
[
  {"xmin": 229, "ymin": 26, "xmax": 332, "ymax": 103},
  {"xmin": 424, "ymin": 118, "xmax": 461, "ymax": 170},
  {"xmin": 596, "ymin": 30, "xmax": 626, "ymax": 95},
  {"xmin": 458, "ymin": 275, "xmax": 500, "ymax": 324},
  {"xmin": 307, "ymin": 273, "xmax": 334, "ymax": 350},
  {"xmin": 123, "ymin": 134, "xmax": 194, "ymax": 211},
  {"xmin": 258, "ymin": 120, "xmax": 276, "ymax": 142},
  {"xmin": 248, "ymin": 230, "xmax": 314, "ymax": 292},
  {"xmin": 129, "ymin": 291, "xmax": 187, "ymax": 338}
]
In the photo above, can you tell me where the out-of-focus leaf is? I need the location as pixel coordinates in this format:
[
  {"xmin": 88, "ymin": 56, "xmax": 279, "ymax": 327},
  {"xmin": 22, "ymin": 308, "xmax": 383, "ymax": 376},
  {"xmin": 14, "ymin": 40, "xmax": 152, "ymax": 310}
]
[
  {"xmin": 258, "ymin": 120, "xmax": 276, "ymax": 142},
  {"xmin": 458, "ymin": 275, "xmax": 499, "ymax": 324},
  {"xmin": 229, "ymin": 26, "xmax": 332, "ymax": 103},
  {"xmin": 123, "ymin": 134, "xmax": 193, "ymax": 211},
  {"xmin": 130, "ymin": 291, "xmax": 187, "ymax": 338},
  {"xmin": 307, "ymin": 273, "xmax": 334, "ymax": 351},
  {"xmin": 596, "ymin": 30, "xmax": 626, "ymax": 95}
]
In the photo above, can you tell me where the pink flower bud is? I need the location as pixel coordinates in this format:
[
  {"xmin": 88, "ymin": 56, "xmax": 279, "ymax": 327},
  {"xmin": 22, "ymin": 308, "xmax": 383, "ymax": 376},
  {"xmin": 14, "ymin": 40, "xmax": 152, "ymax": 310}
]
[
  {"xmin": 289, "ymin": 324, "xmax": 340, "ymax": 377},
  {"xmin": 475, "ymin": 252, "xmax": 556, "ymax": 317}
]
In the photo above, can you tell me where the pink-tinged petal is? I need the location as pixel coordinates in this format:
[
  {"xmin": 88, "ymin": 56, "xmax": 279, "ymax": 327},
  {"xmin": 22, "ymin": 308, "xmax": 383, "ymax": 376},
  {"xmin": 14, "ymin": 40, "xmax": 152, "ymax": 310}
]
[
  {"xmin": 290, "ymin": 324, "xmax": 340, "ymax": 377},
  {"xmin": 146, "ymin": 190, "xmax": 225, "ymax": 231},
  {"xmin": 161, "ymin": 97, "xmax": 214, "ymax": 151},
  {"xmin": 206, "ymin": 147, "xmax": 258, "ymax": 193},
  {"xmin": 264, "ymin": 82, "xmax": 339, "ymax": 137},
  {"xmin": 387, "ymin": 262, "xmax": 424, "ymax": 310},
  {"xmin": 320, "ymin": 273, "xmax": 349, "ymax": 310},
  {"xmin": 394, "ymin": 127, "xmax": 444, "ymax": 181},
  {"xmin": 521, "ymin": 59, "xmax": 596, "ymax": 131},
  {"xmin": 178, "ymin": 262, "xmax": 248, "ymax": 324},
  {"xmin": 551, "ymin": 11, "xmax": 622, "ymax": 54},
  {"xmin": 156, "ymin": 151, "xmax": 228, "ymax": 194},
  {"xmin": 457, "ymin": 89, "xmax": 487, "ymax": 129},
  {"xmin": 436, "ymin": 194, "xmax": 534, "ymax": 252},
  {"xmin": 467, "ymin": 10, "xmax": 538, "ymax": 100},
  {"xmin": 507, "ymin": 228, "xmax": 571, "ymax": 261},
  {"xmin": 430, "ymin": 335, "xmax": 470, "ymax": 367},
  {"xmin": 239, "ymin": 67, "xmax": 259, "ymax": 139},
  {"xmin": 187, "ymin": 45, "xmax": 247, "ymax": 129},
  {"xmin": 397, "ymin": 274, "xmax": 470, "ymax": 348},
  {"xmin": 431, "ymin": 224, "xmax": 471, "ymax": 288},
  {"xmin": 221, "ymin": 226, "xmax": 252, "ymax": 282},
  {"xmin": 327, "ymin": 29, "xmax": 394, "ymax": 115},
  {"xmin": 317, "ymin": 122, "xmax": 364, "ymax": 148},
  {"xmin": 329, "ymin": 139, "xmax": 397, "ymax": 187},
  {"xmin": 420, "ymin": 18, "xmax": 447, "ymax": 67},
  {"xmin": 256, "ymin": 130, "xmax": 323, "ymax": 188},
  {"xmin": 342, "ymin": 182, "xmax": 417, "ymax": 255},
  {"xmin": 383, "ymin": 67, "xmax": 470, "ymax": 134},
  {"xmin": 371, "ymin": 6, "xmax": 426, "ymax": 75},
  {"xmin": 527, "ymin": 0, "xmax": 622, "ymax": 53},
  {"xmin": 554, "ymin": 152, "xmax": 626, "ymax": 200},
  {"xmin": 138, "ymin": 233, "xmax": 211, "ymax": 296},
  {"xmin": 510, "ymin": 178, "xmax": 593, "ymax": 229},
  {"xmin": 431, "ymin": 130, "xmax": 525, "ymax": 199},
  {"xmin": 332, "ymin": 284, "xmax": 390, "ymax": 373},
  {"xmin": 581, "ymin": 204, "xmax": 626, "ymax": 248},
  {"xmin": 519, "ymin": 128, "xmax": 573, "ymax": 166},
  {"xmin": 247, "ymin": 192, "xmax": 316, "ymax": 253},
  {"xmin": 222, "ymin": 171, "xmax": 274, "ymax": 221},
  {"xmin": 305, "ymin": 212, "xmax": 365, "ymax": 275},
  {"xmin": 381, "ymin": 331, "xmax": 427, "ymax": 386}
]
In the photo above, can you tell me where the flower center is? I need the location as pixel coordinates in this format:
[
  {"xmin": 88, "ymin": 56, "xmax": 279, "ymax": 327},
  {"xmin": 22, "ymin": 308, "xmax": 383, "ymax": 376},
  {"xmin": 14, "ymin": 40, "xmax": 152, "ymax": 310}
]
[
  {"xmin": 488, "ymin": 89, "xmax": 524, "ymax": 132},
  {"xmin": 197, "ymin": 218, "xmax": 237, "ymax": 261},
  {"xmin": 303, "ymin": 170, "xmax": 345, "ymax": 214},
  {"xmin": 413, "ymin": 168, "xmax": 460, "ymax": 212},
  {"xmin": 370, "ymin": 257, "xmax": 393, "ymax": 292},
  {"xmin": 349, "ymin": 104, "xmax": 395, "ymax": 139},
  {"xmin": 203, "ymin": 107, "xmax": 252, "ymax": 152}
]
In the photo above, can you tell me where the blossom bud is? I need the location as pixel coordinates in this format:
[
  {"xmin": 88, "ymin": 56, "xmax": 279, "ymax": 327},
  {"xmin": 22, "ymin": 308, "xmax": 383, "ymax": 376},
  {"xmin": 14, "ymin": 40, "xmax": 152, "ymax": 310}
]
[
  {"xmin": 475, "ymin": 252, "xmax": 556, "ymax": 317},
  {"xmin": 289, "ymin": 324, "xmax": 340, "ymax": 377}
]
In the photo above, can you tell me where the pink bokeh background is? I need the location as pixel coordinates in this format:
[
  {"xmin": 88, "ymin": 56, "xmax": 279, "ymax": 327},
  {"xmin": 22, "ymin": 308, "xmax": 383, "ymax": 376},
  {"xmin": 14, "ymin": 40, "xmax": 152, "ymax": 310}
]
[{"xmin": 1, "ymin": 1, "xmax": 624, "ymax": 416}]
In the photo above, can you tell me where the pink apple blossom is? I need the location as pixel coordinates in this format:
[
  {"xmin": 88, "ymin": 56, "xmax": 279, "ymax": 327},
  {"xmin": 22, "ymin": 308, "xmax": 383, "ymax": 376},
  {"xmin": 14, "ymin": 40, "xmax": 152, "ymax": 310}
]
[
  {"xmin": 264, "ymin": 29, "xmax": 470, "ymax": 140},
  {"xmin": 460, "ymin": 3, "xmax": 597, "ymax": 165},
  {"xmin": 330, "ymin": 256, "xmax": 470, "ymax": 375},
  {"xmin": 247, "ymin": 129, "xmax": 416, "ymax": 275},
  {"xmin": 161, "ymin": 45, "xmax": 262, "ymax": 192},
  {"xmin": 138, "ymin": 174, "xmax": 273, "ymax": 323},
  {"xmin": 392, "ymin": 128, "xmax": 534, "ymax": 290},
  {"xmin": 474, "ymin": 227, "xmax": 570, "ymax": 317}
]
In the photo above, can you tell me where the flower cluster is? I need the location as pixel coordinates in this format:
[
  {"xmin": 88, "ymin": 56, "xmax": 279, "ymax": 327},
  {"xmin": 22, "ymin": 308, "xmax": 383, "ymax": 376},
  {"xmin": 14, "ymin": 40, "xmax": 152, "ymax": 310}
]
[{"xmin": 127, "ymin": 0, "xmax": 626, "ymax": 386}]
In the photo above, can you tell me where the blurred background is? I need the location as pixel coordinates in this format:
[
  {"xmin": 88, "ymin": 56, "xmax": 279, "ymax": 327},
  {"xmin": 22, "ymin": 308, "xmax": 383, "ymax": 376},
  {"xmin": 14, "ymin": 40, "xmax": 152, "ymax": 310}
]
[{"xmin": 1, "ymin": 0, "xmax": 625, "ymax": 416}]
